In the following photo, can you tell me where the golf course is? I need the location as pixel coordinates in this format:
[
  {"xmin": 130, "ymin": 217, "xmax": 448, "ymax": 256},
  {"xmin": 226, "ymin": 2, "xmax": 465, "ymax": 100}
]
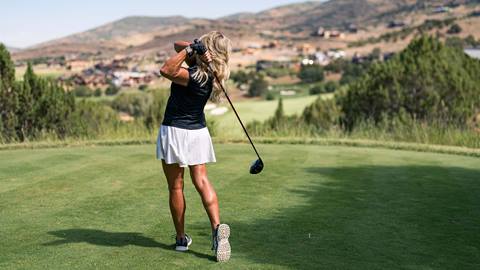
[{"xmin": 1, "ymin": 143, "xmax": 479, "ymax": 269}]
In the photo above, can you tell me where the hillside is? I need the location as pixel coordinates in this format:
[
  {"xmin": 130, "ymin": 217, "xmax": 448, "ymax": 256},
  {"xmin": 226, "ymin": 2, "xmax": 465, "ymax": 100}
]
[
  {"xmin": 2, "ymin": 45, "xmax": 21, "ymax": 53},
  {"xmin": 12, "ymin": 0, "xmax": 480, "ymax": 61}
]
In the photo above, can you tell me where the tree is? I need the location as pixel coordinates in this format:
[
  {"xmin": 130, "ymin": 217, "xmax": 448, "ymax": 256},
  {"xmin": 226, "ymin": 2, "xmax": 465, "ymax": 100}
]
[
  {"xmin": 144, "ymin": 89, "xmax": 169, "ymax": 130},
  {"xmin": 230, "ymin": 70, "xmax": 250, "ymax": 87},
  {"xmin": 324, "ymin": 81, "xmax": 338, "ymax": 93},
  {"xmin": 302, "ymin": 97, "xmax": 340, "ymax": 131},
  {"xmin": 73, "ymin": 86, "xmax": 93, "ymax": 97},
  {"xmin": 0, "ymin": 44, "xmax": 19, "ymax": 141},
  {"xmin": 309, "ymin": 84, "xmax": 325, "ymax": 95},
  {"xmin": 105, "ymin": 84, "xmax": 120, "ymax": 96},
  {"xmin": 248, "ymin": 74, "xmax": 269, "ymax": 97},
  {"xmin": 338, "ymin": 36, "xmax": 480, "ymax": 130},
  {"xmin": 269, "ymin": 98, "xmax": 286, "ymax": 130},
  {"xmin": 0, "ymin": 44, "xmax": 15, "ymax": 89},
  {"xmin": 112, "ymin": 92, "xmax": 151, "ymax": 117},
  {"xmin": 298, "ymin": 64, "xmax": 324, "ymax": 83},
  {"xmin": 94, "ymin": 88, "xmax": 102, "ymax": 97},
  {"xmin": 447, "ymin": 23, "xmax": 462, "ymax": 34}
]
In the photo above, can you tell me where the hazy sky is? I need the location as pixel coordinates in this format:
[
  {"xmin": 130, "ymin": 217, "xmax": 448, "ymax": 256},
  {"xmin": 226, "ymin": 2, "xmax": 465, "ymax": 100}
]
[{"xmin": 0, "ymin": 0, "xmax": 316, "ymax": 48}]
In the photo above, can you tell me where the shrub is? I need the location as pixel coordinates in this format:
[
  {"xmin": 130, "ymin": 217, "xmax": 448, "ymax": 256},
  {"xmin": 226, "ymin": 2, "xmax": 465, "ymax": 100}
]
[
  {"xmin": 144, "ymin": 89, "xmax": 169, "ymax": 130},
  {"xmin": 447, "ymin": 24, "xmax": 462, "ymax": 34},
  {"xmin": 324, "ymin": 81, "xmax": 338, "ymax": 93},
  {"xmin": 264, "ymin": 67, "xmax": 295, "ymax": 79},
  {"xmin": 338, "ymin": 36, "xmax": 480, "ymax": 130},
  {"xmin": 105, "ymin": 84, "xmax": 120, "ymax": 96},
  {"xmin": 248, "ymin": 74, "xmax": 269, "ymax": 97},
  {"xmin": 230, "ymin": 70, "xmax": 250, "ymax": 86},
  {"xmin": 302, "ymin": 97, "xmax": 340, "ymax": 131},
  {"xmin": 73, "ymin": 86, "xmax": 92, "ymax": 97},
  {"xmin": 111, "ymin": 92, "xmax": 151, "ymax": 117},
  {"xmin": 309, "ymin": 84, "xmax": 325, "ymax": 95},
  {"xmin": 94, "ymin": 88, "xmax": 102, "ymax": 97},
  {"xmin": 69, "ymin": 100, "xmax": 119, "ymax": 138},
  {"xmin": 298, "ymin": 64, "xmax": 324, "ymax": 83},
  {"xmin": 138, "ymin": 84, "xmax": 148, "ymax": 91}
]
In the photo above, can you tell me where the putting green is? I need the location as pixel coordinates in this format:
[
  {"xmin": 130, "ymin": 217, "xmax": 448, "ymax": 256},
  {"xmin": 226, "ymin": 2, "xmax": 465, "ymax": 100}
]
[{"xmin": 1, "ymin": 144, "xmax": 479, "ymax": 269}]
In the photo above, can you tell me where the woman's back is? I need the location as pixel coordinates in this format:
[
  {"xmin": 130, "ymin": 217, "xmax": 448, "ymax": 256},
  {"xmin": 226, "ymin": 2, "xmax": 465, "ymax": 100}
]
[{"xmin": 162, "ymin": 66, "xmax": 213, "ymax": 130}]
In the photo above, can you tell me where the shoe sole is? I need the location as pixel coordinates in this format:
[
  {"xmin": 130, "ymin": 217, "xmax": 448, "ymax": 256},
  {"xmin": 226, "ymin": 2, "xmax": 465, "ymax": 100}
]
[
  {"xmin": 175, "ymin": 237, "xmax": 192, "ymax": 252},
  {"xmin": 216, "ymin": 224, "xmax": 231, "ymax": 262}
]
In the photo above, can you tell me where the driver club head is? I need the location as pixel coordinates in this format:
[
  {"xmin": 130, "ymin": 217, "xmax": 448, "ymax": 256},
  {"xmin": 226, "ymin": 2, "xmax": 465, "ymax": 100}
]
[{"xmin": 250, "ymin": 159, "xmax": 264, "ymax": 175}]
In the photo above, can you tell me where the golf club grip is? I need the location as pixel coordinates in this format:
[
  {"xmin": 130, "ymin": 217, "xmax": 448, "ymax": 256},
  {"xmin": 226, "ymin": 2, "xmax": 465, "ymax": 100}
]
[{"xmin": 208, "ymin": 63, "xmax": 262, "ymax": 161}]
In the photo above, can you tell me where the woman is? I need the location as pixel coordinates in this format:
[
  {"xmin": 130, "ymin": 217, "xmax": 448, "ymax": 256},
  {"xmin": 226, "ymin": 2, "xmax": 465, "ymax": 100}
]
[{"xmin": 158, "ymin": 31, "xmax": 232, "ymax": 262}]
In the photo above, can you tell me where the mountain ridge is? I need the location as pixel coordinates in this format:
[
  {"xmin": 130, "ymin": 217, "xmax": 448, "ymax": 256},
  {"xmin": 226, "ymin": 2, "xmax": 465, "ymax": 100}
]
[{"xmin": 12, "ymin": 0, "xmax": 480, "ymax": 61}]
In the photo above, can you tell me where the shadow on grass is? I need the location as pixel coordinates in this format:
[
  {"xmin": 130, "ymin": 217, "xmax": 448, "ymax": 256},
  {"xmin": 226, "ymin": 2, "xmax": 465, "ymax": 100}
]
[
  {"xmin": 43, "ymin": 229, "xmax": 215, "ymax": 261},
  {"xmin": 233, "ymin": 165, "xmax": 480, "ymax": 269}
]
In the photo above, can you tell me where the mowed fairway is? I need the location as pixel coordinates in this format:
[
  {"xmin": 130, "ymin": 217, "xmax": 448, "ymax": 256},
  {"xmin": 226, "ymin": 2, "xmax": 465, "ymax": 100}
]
[
  {"xmin": 1, "ymin": 144, "xmax": 480, "ymax": 269},
  {"xmin": 209, "ymin": 95, "xmax": 321, "ymax": 139}
]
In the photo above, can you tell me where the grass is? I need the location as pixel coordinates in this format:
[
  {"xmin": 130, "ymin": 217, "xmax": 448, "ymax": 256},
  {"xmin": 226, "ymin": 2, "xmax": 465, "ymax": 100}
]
[
  {"xmin": 210, "ymin": 95, "xmax": 326, "ymax": 140},
  {"xmin": 1, "ymin": 144, "xmax": 480, "ymax": 269}
]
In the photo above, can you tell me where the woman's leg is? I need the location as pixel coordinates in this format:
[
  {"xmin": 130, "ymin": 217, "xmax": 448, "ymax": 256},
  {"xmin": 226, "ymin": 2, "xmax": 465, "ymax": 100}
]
[
  {"xmin": 189, "ymin": 164, "xmax": 220, "ymax": 230},
  {"xmin": 162, "ymin": 160, "xmax": 186, "ymax": 240}
]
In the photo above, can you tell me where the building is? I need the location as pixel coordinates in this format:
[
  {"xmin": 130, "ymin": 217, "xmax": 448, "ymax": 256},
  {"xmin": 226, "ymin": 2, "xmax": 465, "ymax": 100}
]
[
  {"xmin": 464, "ymin": 49, "xmax": 480, "ymax": 60},
  {"xmin": 297, "ymin": 43, "xmax": 316, "ymax": 55},
  {"xmin": 388, "ymin": 21, "xmax": 406, "ymax": 28}
]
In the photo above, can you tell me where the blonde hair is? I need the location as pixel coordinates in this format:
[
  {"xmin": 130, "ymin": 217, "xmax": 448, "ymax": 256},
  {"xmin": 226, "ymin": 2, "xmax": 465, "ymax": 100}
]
[{"xmin": 191, "ymin": 31, "xmax": 232, "ymax": 102}]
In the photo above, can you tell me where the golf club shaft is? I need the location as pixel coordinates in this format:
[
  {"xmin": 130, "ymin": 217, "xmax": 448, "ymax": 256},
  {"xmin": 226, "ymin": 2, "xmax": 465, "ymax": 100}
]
[{"xmin": 208, "ymin": 64, "xmax": 262, "ymax": 161}]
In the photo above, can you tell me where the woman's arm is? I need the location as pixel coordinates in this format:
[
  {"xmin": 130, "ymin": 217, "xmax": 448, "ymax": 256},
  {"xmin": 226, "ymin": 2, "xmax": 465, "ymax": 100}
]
[
  {"xmin": 174, "ymin": 41, "xmax": 190, "ymax": 52},
  {"xmin": 160, "ymin": 49, "xmax": 189, "ymax": 87},
  {"xmin": 175, "ymin": 41, "xmax": 196, "ymax": 66}
]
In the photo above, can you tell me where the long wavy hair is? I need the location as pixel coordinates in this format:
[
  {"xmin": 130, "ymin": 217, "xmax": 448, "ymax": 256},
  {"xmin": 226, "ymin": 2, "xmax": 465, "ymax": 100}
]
[{"xmin": 191, "ymin": 31, "xmax": 232, "ymax": 102}]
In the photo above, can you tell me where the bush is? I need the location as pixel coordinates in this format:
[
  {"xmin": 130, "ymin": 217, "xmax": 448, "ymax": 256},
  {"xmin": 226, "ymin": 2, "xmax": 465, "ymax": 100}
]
[
  {"xmin": 111, "ymin": 92, "xmax": 152, "ymax": 117},
  {"xmin": 248, "ymin": 74, "xmax": 269, "ymax": 97},
  {"xmin": 265, "ymin": 91, "xmax": 275, "ymax": 100},
  {"xmin": 309, "ymin": 84, "xmax": 325, "ymax": 95},
  {"xmin": 144, "ymin": 89, "xmax": 169, "ymax": 130},
  {"xmin": 338, "ymin": 36, "xmax": 480, "ymax": 130},
  {"xmin": 264, "ymin": 67, "xmax": 295, "ymax": 79},
  {"xmin": 69, "ymin": 100, "xmax": 119, "ymax": 138},
  {"xmin": 298, "ymin": 65, "xmax": 324, "ymax": 83},
  {"xmin": 447, "ymin": 24, "xmax": 462, "ymax": 34},
  {"xmin": 105, "ymin": 85, "xmax": 120, "ymax": 96},
  {"xmin": 94, "ymin": 88, "xmax": 102, "ymax": 97},
  {"xmin": 230, "ymin": 70, "xmax": 250, "ymax": 86},
  {"xmin": 302, "ymin": 97, "xmax": 340, "ymax": 131},
  {"xmin": 73, "ymin": 86, "xmax": 92, "ymax": 97},
  {"xmin": 324, "ymin": 81, "xmax": 338, "ymax": 93}
]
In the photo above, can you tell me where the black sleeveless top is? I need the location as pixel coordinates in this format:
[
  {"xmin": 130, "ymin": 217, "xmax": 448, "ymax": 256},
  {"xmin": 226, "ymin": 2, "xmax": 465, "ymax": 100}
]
[{"xmin": 162, "ymin": 66, "xmax": 213, "ymax": 130}]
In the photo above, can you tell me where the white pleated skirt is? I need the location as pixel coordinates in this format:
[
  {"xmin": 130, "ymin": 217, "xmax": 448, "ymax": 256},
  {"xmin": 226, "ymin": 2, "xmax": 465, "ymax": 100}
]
[{"xmin": 156, "ymin": 125, "xmax": 216, "ymax": 167}]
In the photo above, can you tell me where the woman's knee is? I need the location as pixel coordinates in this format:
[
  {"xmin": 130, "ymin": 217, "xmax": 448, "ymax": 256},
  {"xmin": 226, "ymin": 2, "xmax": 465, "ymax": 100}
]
[
  {"xmin": 192, "ymin": 175, "xmax": 209, "ymax": 191},
  {"xmin": 168, "ymin": 178, "xmax": 184, "ymax": 193}
]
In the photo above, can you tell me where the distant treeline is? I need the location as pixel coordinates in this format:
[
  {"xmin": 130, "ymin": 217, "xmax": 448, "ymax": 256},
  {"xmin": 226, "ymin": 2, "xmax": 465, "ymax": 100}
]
[
  {"xmin": 0, "ymin": 44, "xmax": 170, "ymax": 143},
  {"xmin": 248, "ymin": 36, "xmax": 480, "ymax": 148},
  {"xmin": 348, "ymin": 17, "xmax": 477, "ymax": 48}
]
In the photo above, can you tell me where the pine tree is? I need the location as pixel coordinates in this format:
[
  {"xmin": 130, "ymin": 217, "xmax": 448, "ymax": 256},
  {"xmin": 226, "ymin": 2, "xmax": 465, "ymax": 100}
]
[
  {"xmin": 0, "ymin": 44, "xmax": 19, "ymax": 141},
  {"xmin": 339, "ymin": 36, "xmax": 480, "ymax": 130}
]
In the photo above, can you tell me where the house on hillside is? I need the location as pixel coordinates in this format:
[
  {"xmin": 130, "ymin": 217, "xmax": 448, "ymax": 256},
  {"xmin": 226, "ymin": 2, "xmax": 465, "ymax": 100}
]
[
  {"xmin": 433, "ymin": 6, "xmax": 451, "ymax": 13},
  {"xmin": 313, "ymin": 27, "xmax": 345, "ymax": 39},
  {"xmin": 388, "ymin": 21, "xmax": 406, "ymax": 28},
  {"xmin": 297, "ymin": 43, "xmax": 316, "ymax": 55},
  {"xmin": 66, "ymin": 60, "xmax": 91, "ymax": 71},
  {"xmin": 464, "ymin": 49, "xmax": 480, "ymax": 60},
  {"xmin": 347, "ymin": 24, "xmax": 358, "ymax": 33},
  {"xmin": 256, "ymin": 59, "xmax": 292, "ymax": 71},
  {"xmin": 112, "ymin": 71, "xmax": 153, "ymax": 88}
]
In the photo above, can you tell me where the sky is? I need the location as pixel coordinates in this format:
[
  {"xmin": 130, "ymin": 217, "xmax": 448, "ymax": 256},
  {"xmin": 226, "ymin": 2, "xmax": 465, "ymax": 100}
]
[{"xmin": 0, "ymin": 0, "xmax": 315, "ymax": 48}]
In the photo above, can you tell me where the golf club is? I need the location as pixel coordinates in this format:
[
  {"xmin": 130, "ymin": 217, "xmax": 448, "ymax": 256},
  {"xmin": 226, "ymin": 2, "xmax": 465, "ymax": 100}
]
[{"xmin": 207, "ymin": 63, "xmax": 264, "ymax": 174}]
